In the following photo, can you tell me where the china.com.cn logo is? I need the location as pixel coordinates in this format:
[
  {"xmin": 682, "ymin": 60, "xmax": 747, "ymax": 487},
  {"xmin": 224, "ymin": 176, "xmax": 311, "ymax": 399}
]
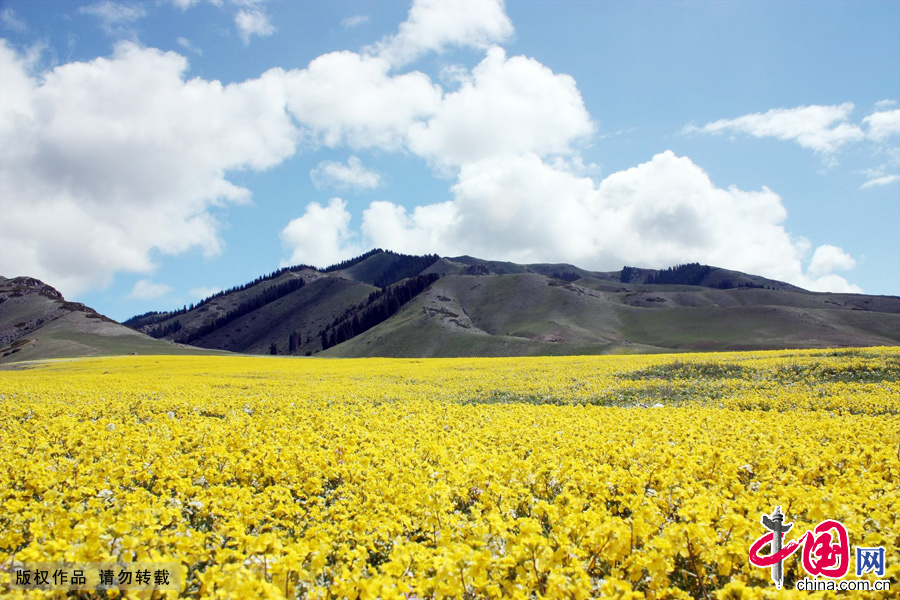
[{"xmin": 749, "ymin": 506, "xmax": 888, "ymax": 591}]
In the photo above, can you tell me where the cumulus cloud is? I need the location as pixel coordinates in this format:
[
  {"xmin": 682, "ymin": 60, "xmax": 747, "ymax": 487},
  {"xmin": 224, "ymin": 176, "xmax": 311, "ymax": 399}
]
[
  {"xmin": 0, "ymin": 40, "xmax": 298, "ymax": 296},
  {"xmin": 127, "ymin": 279, "xmax": 172, "ymax": 300},
  {"xmin": 280, "ymin": 198, "xmax": 362, "ymax": 268},
  {"xmin": 0, "ymin": 34, "xmax": 443, "ymax": 295},
  {"xmin": 284, "ymin": 46, "xmax": 592, "ymax": 165},
  {"xmin": 173, "ymin": 0, "xmax": 268, "ymax": 42},
  {"xmin": 363, "ymin": 152, "xmax": 798, "ymax": 274},
  {"xmin": 863, "ymin": 108, "xmax": 900, "ymax": 142},
  {"xmin": 284, "ymin": 51, "xmax": 442, "ymax": 149},
  {"xmin": 408, "ymin": 47, "xmax": 594, "ymax": 167},
  {"xmin": 685, "ymin": 103, "xmax": 865, "ymax": 156},
  {"xmin": 235, "ymin": 7, "xmax": 275, "ymax": 43},
  {"xmin": 3, "ymin": 0, "xmax": 867, "ymax": 298},
  {"xmin": 367, "ymin": 0, "xmax": 513, "ymax": 67},
  {"xmin": 362, "ymin": 200, "xmax": 460, "ymax": 256},
  {"xmin": 310, "ymin": 156, "xmax": 381, "ymax": 191},
  {"xmin": 282, "ymin": 151, "xmax": 862, "ymax": 293},
  {"xmin": 807, "ymin": 244, "xmax": 856, "ymax": 278}
]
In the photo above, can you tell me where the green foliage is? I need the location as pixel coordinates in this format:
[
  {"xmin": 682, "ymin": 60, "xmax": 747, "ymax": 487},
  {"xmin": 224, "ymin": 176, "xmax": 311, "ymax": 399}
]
[
  {"xmin": 772, "ymin": 356, "xmax": 900, "ymax": 384},
  {"xmin": 321, "ymin": 273, "xmax": 441, "ymax": 350},
  {"xmin": 622, "ymin": 360, "xmax": 749, "ymax": 381},
  {"xmin": 645, "ymin": 263, "xmax": 711, "ymax": 286},
  {"xmin": 158, "ymin": 277, "xmax": 306, "ymax": 344}
]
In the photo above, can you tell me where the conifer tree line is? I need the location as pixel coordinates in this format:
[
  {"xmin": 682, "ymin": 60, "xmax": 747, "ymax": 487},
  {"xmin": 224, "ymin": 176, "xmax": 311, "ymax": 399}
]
[
  {"xmin": 645, "ymin": 263, "xmax": 711, "ymax": 286},
  {"xmin": 620, "ymin": 263, "xmax": 714, "ymax": 286},
  {"xmin": 124, "ymin": 264, "xmax": 314, "ymax": 329},
  {"xmin": 619, "ymin": 263, "xmax": 772, "ymax": 290},
  {"xmin": 319, "ymin": 273, "xmax": 440, "ymax": 351},
  {"xmin": 372, "ymin": 254, "xmax": 439, "ymax": 287},
  {"xmin": 126, "ymin": 249, "xmax": 438, "ymax": 331},
  {"xmin": 320, "ymin": 249, "xmax": 384, "ymax": 273},
  {"xmin": 550, "ymin": 271, "xmax": 581, "ymax": 282},
  {"xmin": 318, "ymin": 248, "xmax": 438, "ymax": 278},
  {"xmin": 709, "ymin": 279, "xmax": 768, "ymax": 290},
  {"xmin": 146, "ymin": 276, "xmax": 306, "ymax": 343}
]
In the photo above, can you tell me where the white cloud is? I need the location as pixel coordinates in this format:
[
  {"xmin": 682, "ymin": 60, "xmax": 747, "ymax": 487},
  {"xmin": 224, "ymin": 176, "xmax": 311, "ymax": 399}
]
[
  {"xmin": 128, "ymin": 279, "xmax": 172, "ymax": 300},
  {"xmin": 438, "ymin": 63, "xmax": 471, "ymax": 87},
  {"xmin": 1, "ymin": 8, "xmax": 27, "ymax": 32},
  {"xmin": 284, "ymin": 51, "xmax": 442, "ymax": 150},
  {"xmin": 79, "ymin": 1, "xmax": 147, "ymax": 36},
  {"xmin": 341, "ymin": 15, "xmax": 369, "ymax": 29},
  {"xmin": 861, "ymin": 174, "xmax": 900, "ymax": 189},
  {"xmin": 0, "ymin": 41, "xmax": 298, "ymax": 296},
  {"xmin": 189, "ymin": 286, "xmax": 221, "ymax": 299},
  {"xmin": 685, "ymin": 103, "xmax": 865, "ymax": 156},
  {"xmin": 860, "ymin": 147, "xmax": 900, "ymax": 189},
  {"xmin": 805, "ymin": 274, "xmax": 862, "ymax": 294},
  {"xmin": 4, "ymin": 0, "xmax": 868, "ymax": 299},
  {"xmin": 311, "ymin": 156, "xmax": 381, "ymax": 191},
  {"xmin": 340, "ymin": 151, "xmax": 861, "ymax": 293},
  {"xmin": 79, "ymin": 1, "xmax": 147, "ymax": 23},
  {"xmin": 367, "ymin": 0, "xmax": 513, "ymax": 67},
  {"xmin": 280, "ymin": 198, "xmax": 362, "ymax": 268},
  {"xmin": 408, "ymin": 47, "xmax": 594, "ymax": 167},
  {"xmin": 169, "ymin": 0, "xmax": 232, "ymax": 12},
  {"xmin": 863, "ymin": 108, "xmax": 900, "ymax": 142},
  {"xmin": 235, "ymin": 8, "xmax": 274, "ymax": 44},
  {"xmin": 284, "ymin": 43, "xmax": 593, "ymax": 168},
  {"xmin": 688, "ymin": 103, "xmax": 899, "ymax": 184},
  {"xmin": 808, "ymin": 244, "xmax": 856, "ymax": 278},
  {"xmin": 362, "ymin": 200, "xmax": 460, "ymax": 256}
]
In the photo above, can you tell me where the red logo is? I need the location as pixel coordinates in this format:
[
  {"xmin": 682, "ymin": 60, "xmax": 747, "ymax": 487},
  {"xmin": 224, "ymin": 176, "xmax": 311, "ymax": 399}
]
[{"xmin": 749, "ymin": 507, "xmax": 850, "ymax": 588}]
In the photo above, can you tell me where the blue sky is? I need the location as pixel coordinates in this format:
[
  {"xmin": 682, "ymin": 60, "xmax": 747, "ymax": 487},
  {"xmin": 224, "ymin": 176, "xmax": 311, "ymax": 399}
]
[{"xmin": 1, "ymin": 0, "xmax": 898, "ymax": 321}]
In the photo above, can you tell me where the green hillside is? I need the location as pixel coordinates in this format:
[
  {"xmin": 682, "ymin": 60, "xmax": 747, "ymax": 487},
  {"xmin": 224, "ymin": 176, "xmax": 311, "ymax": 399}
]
[
  {"xmin": 323, "ymin": 260, "xmax": 900, "ymax": 357},
  {"xmin": 0, "ymin": 276, "xmax": 217, "ymax": 365},
  {"xmin": 4, "ymin": 251, "xmax": 898, "ymax": 364}
]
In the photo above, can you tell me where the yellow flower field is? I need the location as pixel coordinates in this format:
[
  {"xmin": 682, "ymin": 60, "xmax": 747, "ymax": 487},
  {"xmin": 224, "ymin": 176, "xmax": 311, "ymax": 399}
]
[{"xmin": 1, "ymin": 347, "xmax": 898, "ymax": 599}]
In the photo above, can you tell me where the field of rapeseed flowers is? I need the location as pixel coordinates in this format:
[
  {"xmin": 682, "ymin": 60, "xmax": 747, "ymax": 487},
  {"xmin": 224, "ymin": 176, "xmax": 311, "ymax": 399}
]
[{"xmin": 1, "ymin": 347, "xmax": 898, "ymax": 599}]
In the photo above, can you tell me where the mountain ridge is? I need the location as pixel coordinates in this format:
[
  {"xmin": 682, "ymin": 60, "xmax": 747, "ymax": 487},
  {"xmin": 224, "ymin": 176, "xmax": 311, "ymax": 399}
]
[
  {"xmin": 0, "ymin": 275, "xmax": 223, "ymax": 364},
  {"xmin": 2, "ymin": 250, "xmax": 898, "ymax": 363},
  {"xmin": 125, "ymin": 250, "xmax": 900, "ymax": 358}
]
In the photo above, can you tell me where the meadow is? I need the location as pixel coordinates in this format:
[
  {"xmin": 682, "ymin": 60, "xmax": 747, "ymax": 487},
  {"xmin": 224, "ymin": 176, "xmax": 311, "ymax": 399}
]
[{"xmin": 1, "ymin": 348, "xmax": 898, "ymax": 599}]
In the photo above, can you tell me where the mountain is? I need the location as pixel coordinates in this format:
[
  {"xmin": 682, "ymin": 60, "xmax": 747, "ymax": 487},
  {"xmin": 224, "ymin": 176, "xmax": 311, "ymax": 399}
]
[
  {"xmin": 0, "ymin": 276, "xmax": 220, "ymax": 364},
  {"xmin": 123, "ymin": 251, "xmax": 441, "ymax": 356},
  {"xmin": 3, "ymin": 251, "xmax": 896, "ymax": 365},
  {"xmin": 123, "ymin": 250, "xmax": 900, "ymax": 358}
]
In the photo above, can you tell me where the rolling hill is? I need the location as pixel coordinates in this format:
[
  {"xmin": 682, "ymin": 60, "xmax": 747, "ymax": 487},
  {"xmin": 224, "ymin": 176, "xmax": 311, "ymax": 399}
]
[
  {"xmin": 0, "ymin": 276, "xmax": 219, "ymax": 364},
  {"xmin": 3, "ymin": 250, "xmax": 898, "ymax": 363},
  {"xmin": 123, "ymin": 250, "xmax": 900, "ymax": 358}
]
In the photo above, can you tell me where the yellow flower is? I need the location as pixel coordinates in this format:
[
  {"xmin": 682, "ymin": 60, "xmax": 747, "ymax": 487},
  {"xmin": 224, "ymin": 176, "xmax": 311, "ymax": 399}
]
[{"xmin": 1, "ymin": 348, "xmax": 897, "ymax": 598}]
